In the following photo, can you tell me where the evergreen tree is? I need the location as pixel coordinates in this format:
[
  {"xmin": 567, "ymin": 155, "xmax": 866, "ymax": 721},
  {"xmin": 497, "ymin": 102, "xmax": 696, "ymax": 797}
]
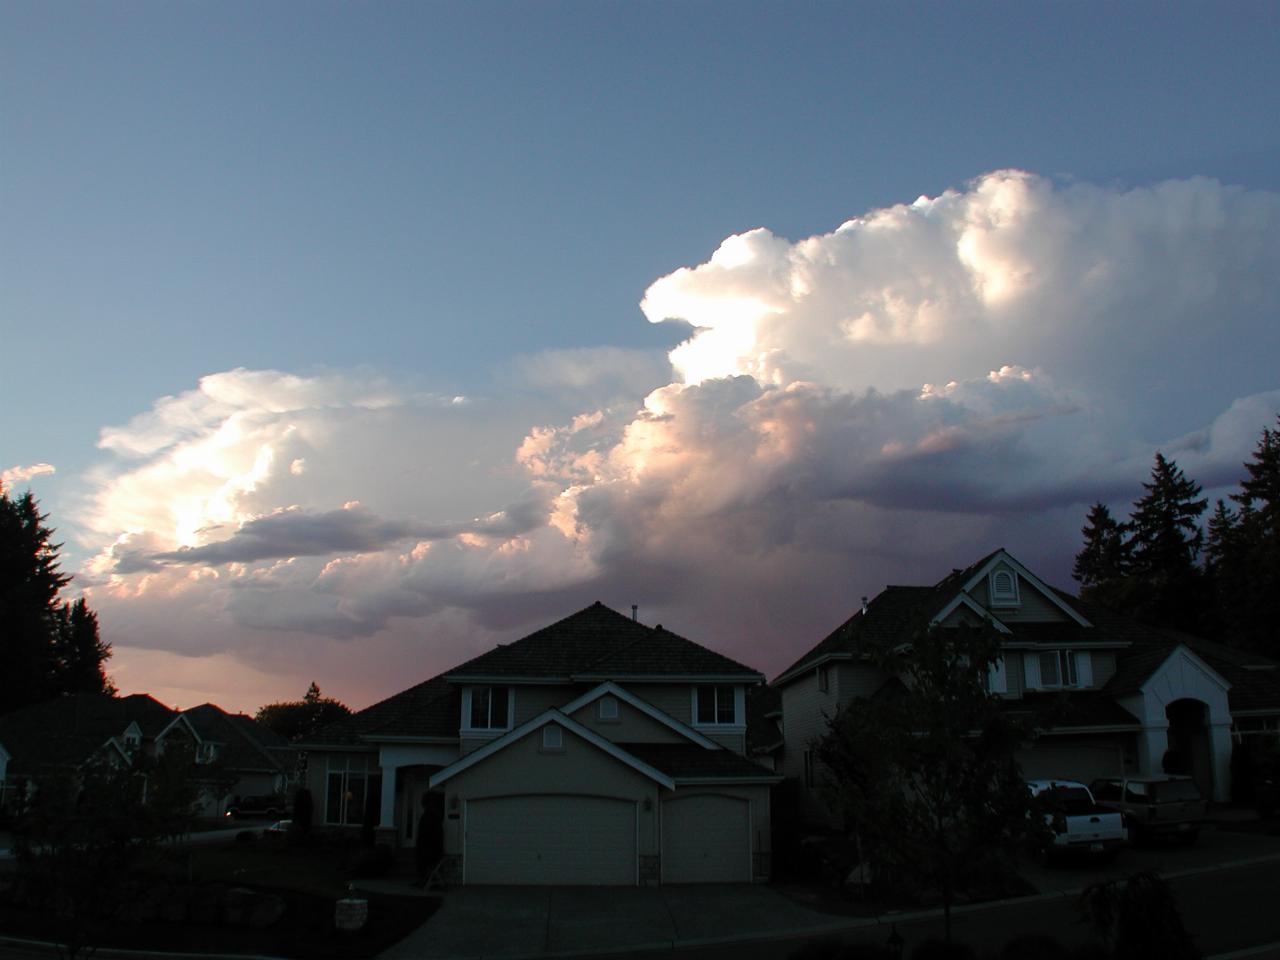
[
  {"xmin": 1217, "ymin": 418, "xmax": 1280, "ymax": 654},
  {"xmin": 0, "ymin": 485, "xmax": 112, "ymax": 713},
  {"xmin": 1127, "ymin": 453, "xmax": 1208, "ymax": 630},
  {"xmin": 1, "ymin": 487, "xmax": 69, "ymax": 712},
  {"xmin": 1072, "ymin": 502, "xmax": 1131, "ymax": 611}
]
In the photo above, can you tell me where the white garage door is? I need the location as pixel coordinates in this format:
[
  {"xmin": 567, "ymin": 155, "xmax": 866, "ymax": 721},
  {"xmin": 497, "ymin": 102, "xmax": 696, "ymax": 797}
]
[
  {"xmin": 465, "ymin": 795, "xmax": 637, "ymax": 885},
  {"xmin": 661, "ymin": 794, "xmax": 751, "ymax": 883},
  {"xmin": 1018, "ymin": 743, "xmax": 1125, "ymax": 785}
]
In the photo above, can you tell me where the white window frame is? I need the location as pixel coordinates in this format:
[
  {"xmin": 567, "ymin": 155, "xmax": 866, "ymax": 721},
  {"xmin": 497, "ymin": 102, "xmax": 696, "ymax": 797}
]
[
  {"xmin": 462, "ymin": 685, "xmax": 515, "ymax": 732},
  {"xmin": 541, "ymin": 725, "xmax": 564, "ymax": 751},
  {"xmin": 692, "ymin": 684, "xmax": 741, "ymax": 727},
  {"xmin": 1038, "ymin": 650, "xmax": 1078, "ymax": 688}
]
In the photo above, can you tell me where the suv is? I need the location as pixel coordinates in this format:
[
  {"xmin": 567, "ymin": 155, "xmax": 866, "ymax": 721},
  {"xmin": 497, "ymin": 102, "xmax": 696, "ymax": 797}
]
[
  {"xmin": 224, "ymin": 794, "xmax": 290, "ymax": 820},
  {"xmin": 1089, "ymin": 776, "xmax": 1206, "ymax": 845}
]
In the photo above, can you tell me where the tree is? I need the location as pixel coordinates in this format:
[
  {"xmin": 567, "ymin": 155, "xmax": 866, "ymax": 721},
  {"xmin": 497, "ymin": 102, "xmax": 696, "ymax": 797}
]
[
  {"xmin": 0, "ymin": 485, "xmax": 113, "ymax": 714},
  {"xmin": 1127, "ymin": 453, "xmax": 1208, "ymax": 630},
  {"xmin": 1072, "ymin": 502, "xmax": 1132, "ymax": 611},
  {"xmin": 255, "ymin": 682, "xmax": 352, "ymax": 741},
  {"xmin": 815, "ymin": 622, "xmax": 1034, "ymax": 942}
]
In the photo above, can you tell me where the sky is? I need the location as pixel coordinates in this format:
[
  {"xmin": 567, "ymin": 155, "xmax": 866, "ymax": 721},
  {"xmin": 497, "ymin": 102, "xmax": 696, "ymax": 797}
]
[{"xmin": 3, "ymin": 1, "xmax": 1280, "ymax": 714}]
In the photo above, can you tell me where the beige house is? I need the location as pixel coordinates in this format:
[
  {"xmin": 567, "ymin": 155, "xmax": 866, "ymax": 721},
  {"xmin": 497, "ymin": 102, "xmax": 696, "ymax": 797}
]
[
  {"xmin": 303, "ymin": 602, "xmax": 781, "ymax": 885},
  {"xmin": 774, "ymin": 549, "xmax": 1280, "ymax": 827}
]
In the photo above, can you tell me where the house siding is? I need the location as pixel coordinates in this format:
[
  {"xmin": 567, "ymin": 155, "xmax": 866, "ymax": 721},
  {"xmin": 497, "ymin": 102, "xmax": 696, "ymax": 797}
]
[
  {"xmin": 1090, "ymin": 651, "xmax": 1117, "ymax": 688},
  {"xmin": 779, "ymin": 669, "xmax": 843, "ymax": 828},
  {"xmin": 569, "ymin": 698, "xmax": 687, "ymax": 744},
  {"xmin": 631, "ymin": 685, "xmax": 695, "ymax": 726},
  {"xmin": 968, "ymin": 571, "xmax": 1070, "ymax": 623}
]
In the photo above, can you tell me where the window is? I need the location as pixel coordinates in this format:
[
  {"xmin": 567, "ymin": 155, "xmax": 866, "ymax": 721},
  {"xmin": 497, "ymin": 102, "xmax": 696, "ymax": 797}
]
[
  {"xmin": 468, "ymin": 686, "xmax": 511, "ymax": 730},
  {"xmin": 1039, "ymin": 650, "xmax": 1078, "ymax": 688},
  {"xmin": 817, "ymin": 665, "xmax": 830, "ymax": 693},
  {"xmin": 324, "ymin": 756, "xmax": 383, "ymax": 826},
  {"xmin": 541, "ymin": 725, "xmax": 564, "ymax": 751},
  {"xmin": 598, "ymin": 697, "xmax": 619, "ymax": 721},
  {"xmin": 695, "ymin": 685, "xmax": 737, "ymax": 725},
  {"xmin": 990, "ymin": 569, "xmax": 1020, "ymax": 606}
]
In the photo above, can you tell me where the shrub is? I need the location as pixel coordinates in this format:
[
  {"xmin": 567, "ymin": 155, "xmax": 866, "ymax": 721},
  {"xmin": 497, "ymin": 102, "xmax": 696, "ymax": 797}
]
[{"xmin": 345, "ymin": 843, "xmax": 394, "ymax": 878}]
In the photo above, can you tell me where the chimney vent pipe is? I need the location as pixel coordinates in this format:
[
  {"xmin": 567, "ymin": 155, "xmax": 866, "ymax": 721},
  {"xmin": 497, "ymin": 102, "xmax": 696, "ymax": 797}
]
[
  {"xmin": 631, "ymin": 604, "xmax": 638, "ymax": 621},
  {"xmin": 861, "ymin": 596, "xmax": 869, "ymax": 615}
]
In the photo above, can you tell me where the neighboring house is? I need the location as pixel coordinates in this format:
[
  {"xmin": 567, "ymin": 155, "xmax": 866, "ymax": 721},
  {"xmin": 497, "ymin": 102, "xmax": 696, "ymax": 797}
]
[
  {"xmin": 774, "ymin": 549, "xmax": 1280, "ymax": 828},
  {"xmin": 0, "ymin": 693, "xmax": 177, "ymax": 812},
  {"xmin": 155, "ymin": 703, "xmax": 297, "ymax": 817},
  {"xmin": 303, "ymin": 601, "xmax": 781, "ymax": 885}
]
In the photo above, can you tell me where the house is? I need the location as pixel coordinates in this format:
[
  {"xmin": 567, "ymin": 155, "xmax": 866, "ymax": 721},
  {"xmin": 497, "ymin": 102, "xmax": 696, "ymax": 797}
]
[
  {"xmin": 302, "ymin": 601, "xmax": 782, "ymax": 885},
  {"xmin": 0, "ymin": 694, "xmax": 296, "ymax": 821},
  {"xmin": 154, "ymin": 703, "xmax": 297, "ymax": 817},
  {"xmin": 774, "ymin": 549, "xmax": 1280, "ymax": 827},
  {"xmin": 0, "ymin": 693, "xmax": 176, "ymax": 813}
]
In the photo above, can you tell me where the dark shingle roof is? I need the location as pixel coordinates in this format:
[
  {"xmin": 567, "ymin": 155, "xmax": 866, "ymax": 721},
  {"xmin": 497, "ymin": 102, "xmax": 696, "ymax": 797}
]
[
  {"xmin": 0, "ymin": 693, "xmax": 177, "ymax": 775},
  {"xmin": 446, "ymin": 602, "xmax": 762, "ymax": 680},
  {"xmin": 623, "ymin": 743, "xmax": 780, "ymax": 780},
  {"xmin": 306, "ymin": 676, "xmax": 458, "ymax": 747},
  {"xmin": 179, "ymin": 704, "xmax": 295, "ymax": 774}
]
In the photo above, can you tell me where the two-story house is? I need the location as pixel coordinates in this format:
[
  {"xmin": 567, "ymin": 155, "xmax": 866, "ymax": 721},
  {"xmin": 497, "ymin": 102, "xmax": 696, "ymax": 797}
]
[
  {"xmin": 775, "ymin": 549, "xmax": 1280, "ymax": 827},
  {"xmin": 302, "ymin": 601, "xmax": 781, "ymax": 885}
]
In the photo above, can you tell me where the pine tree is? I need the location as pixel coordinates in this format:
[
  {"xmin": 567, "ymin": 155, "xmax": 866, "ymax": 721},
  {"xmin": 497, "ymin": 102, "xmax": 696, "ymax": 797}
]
[
  {"xmin": 1072, "ymin": 502, "xmax": 1131, "ymax": 611},
  {"xmin": 0, "ymin": 485, "xmax": 112, "ymax": 713},
  {"xmin": 1127, "ymin": 453, "xmax": 1207, "ymax": 630},
  {"xmin": 1217, "ymin": 418, "xmax": 1280, "ymax": 654}
]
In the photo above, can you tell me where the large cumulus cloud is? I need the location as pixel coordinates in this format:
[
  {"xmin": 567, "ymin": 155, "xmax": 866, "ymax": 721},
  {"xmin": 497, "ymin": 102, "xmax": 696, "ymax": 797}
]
[{"xmin": 80, "ymin": 171, "xmax": 1280, "ymax": 710}]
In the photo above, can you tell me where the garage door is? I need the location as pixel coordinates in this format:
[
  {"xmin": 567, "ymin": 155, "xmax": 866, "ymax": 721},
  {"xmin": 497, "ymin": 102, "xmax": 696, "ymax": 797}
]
[
  {"xmin": 465, "ymin": 795, "xmax": 637, "ymax": 885},
  {"xmin": 661, "ymin": 794, "xmax": 751, "ymax": 883}
]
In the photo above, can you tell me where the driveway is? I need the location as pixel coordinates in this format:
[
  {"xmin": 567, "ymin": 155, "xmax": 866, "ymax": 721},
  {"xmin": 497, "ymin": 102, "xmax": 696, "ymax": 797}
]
[
  {"xmin": 376, "ymin": 821, "xmax": 1280, "ymax": 960},
  {"xmin": 377, "ymin": 884, "xmax": 850, "ymax": 959}
]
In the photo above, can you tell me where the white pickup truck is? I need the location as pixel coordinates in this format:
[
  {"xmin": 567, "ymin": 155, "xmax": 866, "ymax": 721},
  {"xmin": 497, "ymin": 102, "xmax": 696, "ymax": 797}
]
[{"xmin": 1026, "ymin": 779, "xmax": 1127, "ymax": 862}]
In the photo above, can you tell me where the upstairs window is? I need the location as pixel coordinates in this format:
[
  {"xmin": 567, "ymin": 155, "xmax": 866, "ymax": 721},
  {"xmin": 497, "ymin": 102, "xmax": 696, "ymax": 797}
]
[
  {"xmin": 990, "ymin": 569, "xmax": 1020, "ymax": 607},
  {"xmin": 1039, "ymin": 650, "xmax": 1078, "ymax": 688},
  {"xmin": 468, "ymin": 686, "xmax": 511, "ymax": 730},
  {"xmin": 695, "ymin": 684, "xmax": 737, "ymax": 725}
]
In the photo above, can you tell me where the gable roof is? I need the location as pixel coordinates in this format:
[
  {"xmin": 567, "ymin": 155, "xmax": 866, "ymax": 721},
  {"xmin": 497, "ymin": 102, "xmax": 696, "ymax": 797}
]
[
  {"xmin": 0, "ymin": 693, "xmax": 177, "ymax": 776},
  {"xmin": 559, "ymin": 681, "xmax": 721, "ymax": 749},
  {"xmin": 171, "ymin": 703, "xmax": 296, "ymax": 774},
  {"xmin": 305, "ymin": 675, "xmax": 459, "ymax": 747},
  {"xmin": 428, "ymin": 709, "xmax": 676, "ymax": 790},
  {"xmin": 445, "ymin": 602, "xmax": 763, "ymax": 682},
  {"xmin": 623, "ymin": 743, "xmax": 782, "ymax": 782}
]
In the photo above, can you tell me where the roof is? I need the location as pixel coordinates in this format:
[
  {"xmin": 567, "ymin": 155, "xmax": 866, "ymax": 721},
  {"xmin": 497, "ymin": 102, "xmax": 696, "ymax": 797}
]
[
  {"xmin": 306, "ymin": 676, "xmax": 459, "ymax": 746},
  {"xmin": 174, "ymin": 704, "xmax": 296, "ymax": 774},
  {"xmin": 310, "ymin": 603, "xmax": 764, "ymax": 748},
  {"xmin": 446, "ymin": 602, "xmax": 763, "ymax": 681},
  {"xmin": 622, "ymin": 743, "xmax": 782, "ymax": 781},
  {"xmin": 0, "ymin": 693, "xmax": 177, "ymax": 775}
]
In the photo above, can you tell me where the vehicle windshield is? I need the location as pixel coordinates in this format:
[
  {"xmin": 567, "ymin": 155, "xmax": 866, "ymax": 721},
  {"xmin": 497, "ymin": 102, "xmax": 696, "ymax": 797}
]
[{"xmin": 1153, "ymin": 780, "xmax": 1201, "ymax": 802}]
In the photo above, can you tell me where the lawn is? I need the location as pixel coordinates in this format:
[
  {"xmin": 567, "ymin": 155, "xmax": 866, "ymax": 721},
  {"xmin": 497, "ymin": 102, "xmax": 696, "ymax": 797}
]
[{"xmin": 0, "ymin": 832, "xmax": 439, "ymax": 958}]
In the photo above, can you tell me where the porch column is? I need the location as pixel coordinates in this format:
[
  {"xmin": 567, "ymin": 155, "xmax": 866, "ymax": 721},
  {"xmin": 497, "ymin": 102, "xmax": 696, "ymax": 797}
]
[
  {"xmin": 1208, "ymin": 720, "xmax": 1233, "ymax": 802},
  {"xmin": 1136, "ymin": 723, "xmax": 1169, "ymax": 777},
  {"xmin": 379, "ymin": 763, "xmax": 398, "ymax": 830}
]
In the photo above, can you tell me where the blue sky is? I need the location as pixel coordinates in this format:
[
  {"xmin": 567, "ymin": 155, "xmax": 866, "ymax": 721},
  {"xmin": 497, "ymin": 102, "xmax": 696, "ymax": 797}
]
[{"xmin": 3, "ymin": 2, "xmax": 1280, "ymax": 711}]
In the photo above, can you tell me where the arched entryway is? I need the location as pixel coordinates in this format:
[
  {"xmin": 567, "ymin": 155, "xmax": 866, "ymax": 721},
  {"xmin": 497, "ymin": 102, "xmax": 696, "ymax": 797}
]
[{"xmin": 1165, "ymin": 699, "xmax": 1213, "ymax": 799}]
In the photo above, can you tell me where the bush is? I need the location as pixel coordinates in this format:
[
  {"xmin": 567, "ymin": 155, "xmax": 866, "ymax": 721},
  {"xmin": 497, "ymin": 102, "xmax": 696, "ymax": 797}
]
[
  {"xmin": 293, "ymin": 788, "xmax": 314, "ymax": 835},
  {"xmin": 910, "ymin": 939, "xmax": 976, "ymax": 960},
  {"xmin": 788, "ymin": 937, "xmax": 893, "ymax": 960},
  {"xmin": 344, "ymin": 843, "xmax": 393, "ymax": 878}
]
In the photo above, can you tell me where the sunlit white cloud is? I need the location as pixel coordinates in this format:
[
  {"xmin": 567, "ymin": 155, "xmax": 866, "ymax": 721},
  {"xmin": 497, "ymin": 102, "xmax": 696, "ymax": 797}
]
[
  {"xmin": 2, "ymin": 462, "xmax": 56, "ymax": 486},
  {"xmin": 77, "ymin": 171, "xmax": 1280, "ymax": 710}
]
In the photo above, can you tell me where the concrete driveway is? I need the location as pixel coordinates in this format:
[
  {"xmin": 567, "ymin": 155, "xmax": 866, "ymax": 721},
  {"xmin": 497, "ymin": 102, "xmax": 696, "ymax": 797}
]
[{"xmin": 377, "ymin": 883, "xmax": 850, "ymax": 959}]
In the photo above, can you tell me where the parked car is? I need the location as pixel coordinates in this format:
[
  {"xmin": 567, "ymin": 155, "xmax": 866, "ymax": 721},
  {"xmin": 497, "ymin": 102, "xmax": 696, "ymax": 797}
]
[
  {"xmin": 224, "ymin": 793, "xmax": 290, "ymax": 819},
  {"xmin": 1089, "ymin": 775, "xmax": 1205, "ymax": 844},
  {"xmin": 1026, "ymin": 779, "xmax": 1126, "ymax": 863}
]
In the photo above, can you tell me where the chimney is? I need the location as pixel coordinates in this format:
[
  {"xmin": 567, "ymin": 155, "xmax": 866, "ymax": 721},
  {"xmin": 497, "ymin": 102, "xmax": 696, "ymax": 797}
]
[
  {"xmin": 631, "ymin": 604, "xmax": 638, "ymax": 621},
  {"xmin": 861, "ymin": 596, "xmax": 869, "ymax": 615}
]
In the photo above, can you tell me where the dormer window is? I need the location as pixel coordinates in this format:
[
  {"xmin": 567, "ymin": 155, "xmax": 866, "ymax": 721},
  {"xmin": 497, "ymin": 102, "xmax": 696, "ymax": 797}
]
[
  {"xmin": 990, "ymin": 569, "xmax": 1020, "ymax": 607},
  {"xmin": 466, "ymin": 686, "xmax": 511, "ymax": 731},
  {"xmin": 694, "ymin": 685, "xmax": 738, "ymax": 726}
]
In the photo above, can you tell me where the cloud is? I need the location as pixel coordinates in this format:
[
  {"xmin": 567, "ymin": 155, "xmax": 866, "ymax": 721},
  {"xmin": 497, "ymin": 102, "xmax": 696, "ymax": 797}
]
[
  {"xmin": 2, "ymin": 462, "xmax": 56, "ymax": 485},
  {"xmin": 78, "ymin": 171, "xmax": 1280, "ymax": 705}
]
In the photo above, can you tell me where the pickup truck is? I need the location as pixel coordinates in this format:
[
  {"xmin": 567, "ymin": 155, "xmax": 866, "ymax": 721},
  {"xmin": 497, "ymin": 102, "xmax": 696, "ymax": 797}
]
[
  {"xmin": 1026, "ymin": 779, "xmax": 1127, "ymax": 862},
  {"xmin": 1089, "ymin": 775, "xmax": 1205, "ymax": 844}
]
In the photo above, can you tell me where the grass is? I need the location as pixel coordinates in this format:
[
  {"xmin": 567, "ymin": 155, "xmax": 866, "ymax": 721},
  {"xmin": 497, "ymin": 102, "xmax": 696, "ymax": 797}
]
[{"xmin": 0, "ymin": 832, "xmax": 439, "ymax": 959}]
